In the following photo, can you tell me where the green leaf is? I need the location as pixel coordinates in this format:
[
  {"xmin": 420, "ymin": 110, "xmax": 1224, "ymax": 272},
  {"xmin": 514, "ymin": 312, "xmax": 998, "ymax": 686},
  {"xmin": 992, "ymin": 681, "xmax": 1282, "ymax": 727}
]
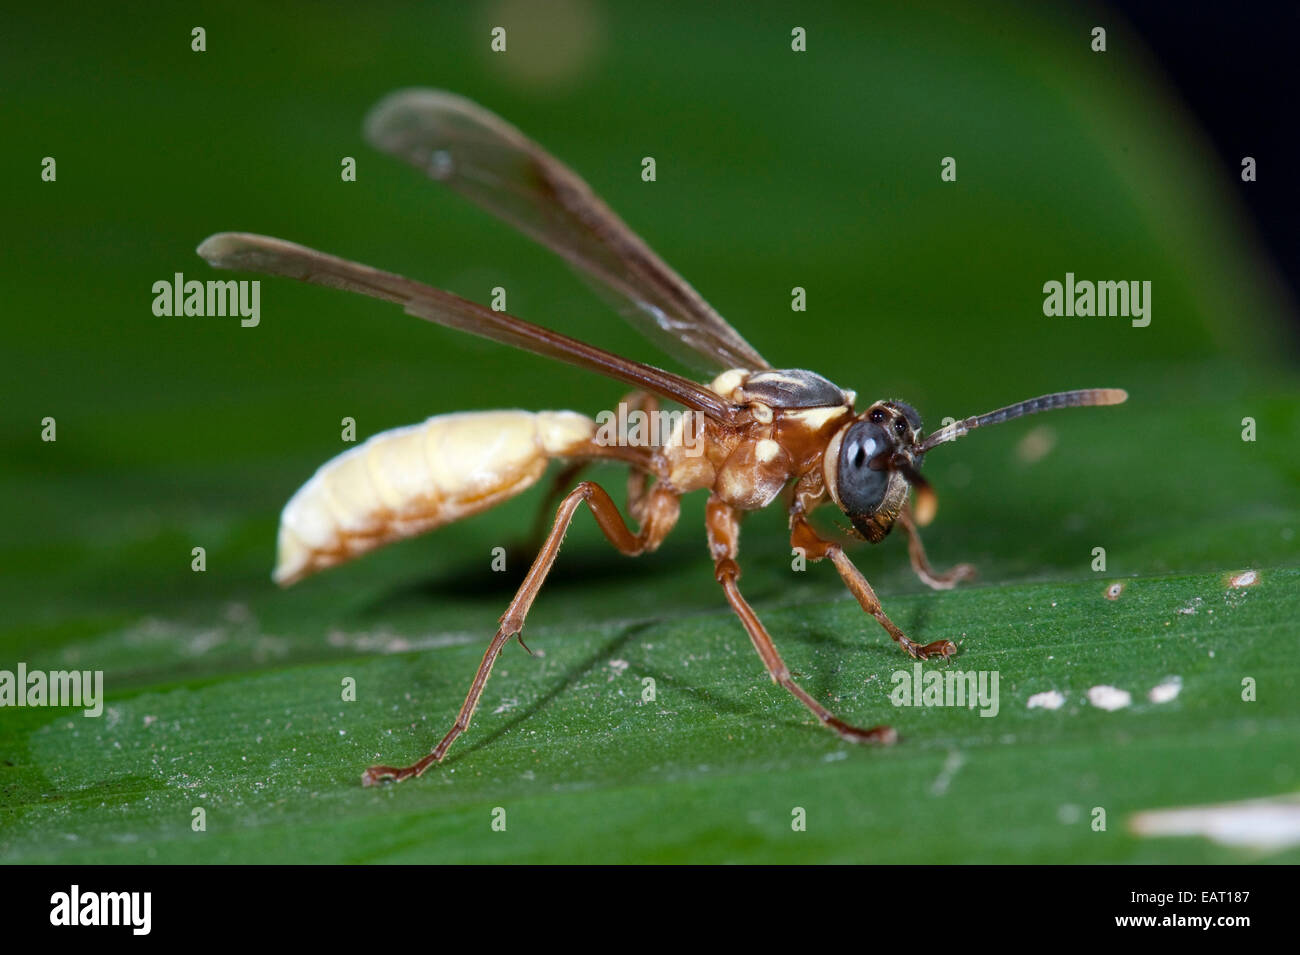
[
  {"xmin": 2, "ymin": 564, "xmax": 1296, "ymax": 863},
  {"xmin": 1, "ymin": 2, "xmax": 1297, "ymax": 864}
]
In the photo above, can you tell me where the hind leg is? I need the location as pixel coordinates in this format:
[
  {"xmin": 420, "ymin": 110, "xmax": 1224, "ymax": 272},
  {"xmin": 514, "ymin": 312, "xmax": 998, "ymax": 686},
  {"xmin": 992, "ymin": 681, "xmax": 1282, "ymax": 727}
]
[
  {"xmin": 363, "ymin": 482, "xmax": 679, "ymax": 785},
  {"xmin": 518, "ymin": 390, "xmax": 662, "ymax": 554}
]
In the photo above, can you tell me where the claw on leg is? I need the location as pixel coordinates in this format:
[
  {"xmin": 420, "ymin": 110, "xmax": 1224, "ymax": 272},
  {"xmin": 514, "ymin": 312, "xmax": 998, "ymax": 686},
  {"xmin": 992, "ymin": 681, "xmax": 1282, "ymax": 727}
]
[
  {"xmin": 826, "ymin": 715, "xmax": 899, "ymax": 746},
  {"xmin": 361, "ymin": 763, "xmax": 422, "ymax": 787},
  {"xmin": 901, "ymin": 637, "xmax": 958, "ymax": 661}
]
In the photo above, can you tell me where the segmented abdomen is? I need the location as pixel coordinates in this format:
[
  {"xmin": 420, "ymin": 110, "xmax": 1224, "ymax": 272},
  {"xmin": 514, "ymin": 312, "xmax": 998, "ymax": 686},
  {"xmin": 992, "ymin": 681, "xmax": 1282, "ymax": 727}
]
[{"xmin": 275, "ymin": 410, "xmax": 596, "ymax": 586}]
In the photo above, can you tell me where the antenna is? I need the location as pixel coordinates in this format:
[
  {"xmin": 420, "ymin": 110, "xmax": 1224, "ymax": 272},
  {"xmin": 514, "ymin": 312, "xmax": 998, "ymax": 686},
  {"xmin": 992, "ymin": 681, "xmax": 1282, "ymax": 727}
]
[{"xmin": 918, "ymin": 389, "xmax": 1127, "ymax": 454}]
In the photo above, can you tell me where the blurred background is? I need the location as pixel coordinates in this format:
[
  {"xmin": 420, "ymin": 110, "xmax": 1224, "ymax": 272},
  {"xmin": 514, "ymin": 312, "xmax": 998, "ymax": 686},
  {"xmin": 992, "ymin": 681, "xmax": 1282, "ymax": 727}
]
[
  {"xmin": 1, "ymin": 1, "xmax": 1296, "ymax": 863},
  {"xmin": 1115, "ymin": 0, "xmax": 1298, "ymax": 320},
  {"xmin": 3, "ymin": 0, "xmax": 1295, "ymax": 627}
]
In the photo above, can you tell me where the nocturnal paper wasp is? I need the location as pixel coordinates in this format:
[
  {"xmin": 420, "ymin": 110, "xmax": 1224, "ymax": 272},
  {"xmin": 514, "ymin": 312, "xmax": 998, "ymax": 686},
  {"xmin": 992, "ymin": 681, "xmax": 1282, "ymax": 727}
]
[{"xmin": 199, "ymin": 89, "xmax": 1126, "ymax": 784}]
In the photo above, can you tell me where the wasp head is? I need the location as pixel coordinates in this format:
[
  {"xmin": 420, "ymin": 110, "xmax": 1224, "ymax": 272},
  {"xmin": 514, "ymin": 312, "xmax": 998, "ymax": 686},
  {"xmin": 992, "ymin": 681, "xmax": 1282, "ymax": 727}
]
[{"xmin": 824, "ymin": 400, "xmax": 927, "ymax": 542}]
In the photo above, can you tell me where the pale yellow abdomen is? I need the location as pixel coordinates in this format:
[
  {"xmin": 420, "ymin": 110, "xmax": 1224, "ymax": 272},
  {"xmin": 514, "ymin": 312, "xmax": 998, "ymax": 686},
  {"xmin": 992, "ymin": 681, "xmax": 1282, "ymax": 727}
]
[{"xmin": 275, "ymin": 410, "xmax": 597, "ymax": 585}]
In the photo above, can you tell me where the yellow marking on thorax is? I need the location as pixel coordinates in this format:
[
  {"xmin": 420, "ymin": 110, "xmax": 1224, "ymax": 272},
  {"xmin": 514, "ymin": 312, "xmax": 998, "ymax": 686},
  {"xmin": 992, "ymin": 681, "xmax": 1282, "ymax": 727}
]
[
  {"xmin": 782, "ymin": 406, "xmax": 850, "ymax": 431},
  {"xmin": 708, "ymin": 368, "xmax": 749, "ymax": 401}
]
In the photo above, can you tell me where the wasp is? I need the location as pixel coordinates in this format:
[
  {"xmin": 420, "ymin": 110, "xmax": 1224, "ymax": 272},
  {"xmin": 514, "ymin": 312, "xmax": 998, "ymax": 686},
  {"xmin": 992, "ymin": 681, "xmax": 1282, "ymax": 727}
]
[{"xmin": 199, "ymin": 89, "xmax": 1126, "ymax": 785}]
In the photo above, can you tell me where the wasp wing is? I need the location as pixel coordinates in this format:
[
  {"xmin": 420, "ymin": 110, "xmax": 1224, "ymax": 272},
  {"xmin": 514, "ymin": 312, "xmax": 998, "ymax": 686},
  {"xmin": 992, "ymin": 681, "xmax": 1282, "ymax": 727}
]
[
  {"xmin": 363, "ymin": 88, "xmax": 770, "ymax": 374},
  {"xmin": 197, "ymin": 232, "xmax": 742, "ymax": 424}
]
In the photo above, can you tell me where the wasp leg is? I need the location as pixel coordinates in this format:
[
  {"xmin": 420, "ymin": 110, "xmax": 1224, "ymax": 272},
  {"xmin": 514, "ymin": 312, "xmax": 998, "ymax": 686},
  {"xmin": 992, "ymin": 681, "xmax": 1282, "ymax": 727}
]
[
  {"xmin": 515, "ymin": 460, "xmax": 590, "ymax": 562},
  {"xmin": 790, "ymin": 518, "xmax": 957, "ymax": 661},
  {"xmin": 518, "ymin": 391, "xmax": 662, "ymax": 557},
  {"xmin": 707, "ymin": 497, "xmax": 896, "ymax": 745},
  {"xmin": 363, "ymin": 481, "xmax": 679, "ymax": 786},
  {"xmin": 897, "ymin": 505, "xmax": 976, "ymax": 591}
]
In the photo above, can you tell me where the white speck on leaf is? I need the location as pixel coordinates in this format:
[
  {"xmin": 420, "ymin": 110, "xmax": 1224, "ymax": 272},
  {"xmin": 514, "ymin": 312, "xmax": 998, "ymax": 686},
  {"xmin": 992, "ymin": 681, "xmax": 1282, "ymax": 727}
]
[
  {"xmin": 1027, "ymin": 690, "xmax": 1066, "ymax": 710},
  {"xmin": 1148, "ymin": 678, "xmax": 1182, "ymax": 704},
  {"xmin": 1087, "ymin": 685, "xmax": 1131, "ymax": 711},
  {"xmin": 1129, "ymin": 794, "xmax": 1300, "ymax": 852}
]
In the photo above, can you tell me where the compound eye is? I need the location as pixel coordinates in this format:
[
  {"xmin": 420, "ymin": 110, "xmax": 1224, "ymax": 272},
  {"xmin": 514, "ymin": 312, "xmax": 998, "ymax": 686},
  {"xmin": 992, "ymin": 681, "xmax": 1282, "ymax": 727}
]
[
  {"xmin": 837, "ymin": 420, "xmax": 891, "ymax": 519},
  {"xmin": 893, "ymin": 418, "xmax": 908, "ymax": 437},
  {"xmin": 868, "ymin": 408, "xmax": 885, "ymax": 424}
]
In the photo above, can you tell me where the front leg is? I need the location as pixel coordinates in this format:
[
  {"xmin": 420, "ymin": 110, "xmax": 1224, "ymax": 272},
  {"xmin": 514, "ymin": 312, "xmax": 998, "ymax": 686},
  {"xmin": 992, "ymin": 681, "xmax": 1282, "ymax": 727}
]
[
  {"xmin": 897, "ymin": 504, "xmax": 976, "ymax": 591},
  {"xmin": 791, "ymin": 518, "xmax": 957, "ymax": 661},
  {"xmin": 706, "ymin": 497, "xmax": 895, "ymax": 745}
]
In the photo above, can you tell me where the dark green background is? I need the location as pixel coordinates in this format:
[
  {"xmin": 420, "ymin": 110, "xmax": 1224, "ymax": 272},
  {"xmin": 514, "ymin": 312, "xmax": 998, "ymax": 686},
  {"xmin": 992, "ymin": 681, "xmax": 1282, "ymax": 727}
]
[{"xmin": 1, "ymin": 1, "xmax": 1296, "ymax": 863}]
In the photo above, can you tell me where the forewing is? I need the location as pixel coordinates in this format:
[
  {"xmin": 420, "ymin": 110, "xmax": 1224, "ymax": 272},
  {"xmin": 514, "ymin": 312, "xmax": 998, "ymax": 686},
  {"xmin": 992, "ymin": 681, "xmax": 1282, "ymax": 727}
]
[
  {"xmin": 363, "ymin": 88, "xmax": 770, "ymax": 373},
  {"xmin": 197, "ymin": 232, "xmax": 743, "ymax": 424}
]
